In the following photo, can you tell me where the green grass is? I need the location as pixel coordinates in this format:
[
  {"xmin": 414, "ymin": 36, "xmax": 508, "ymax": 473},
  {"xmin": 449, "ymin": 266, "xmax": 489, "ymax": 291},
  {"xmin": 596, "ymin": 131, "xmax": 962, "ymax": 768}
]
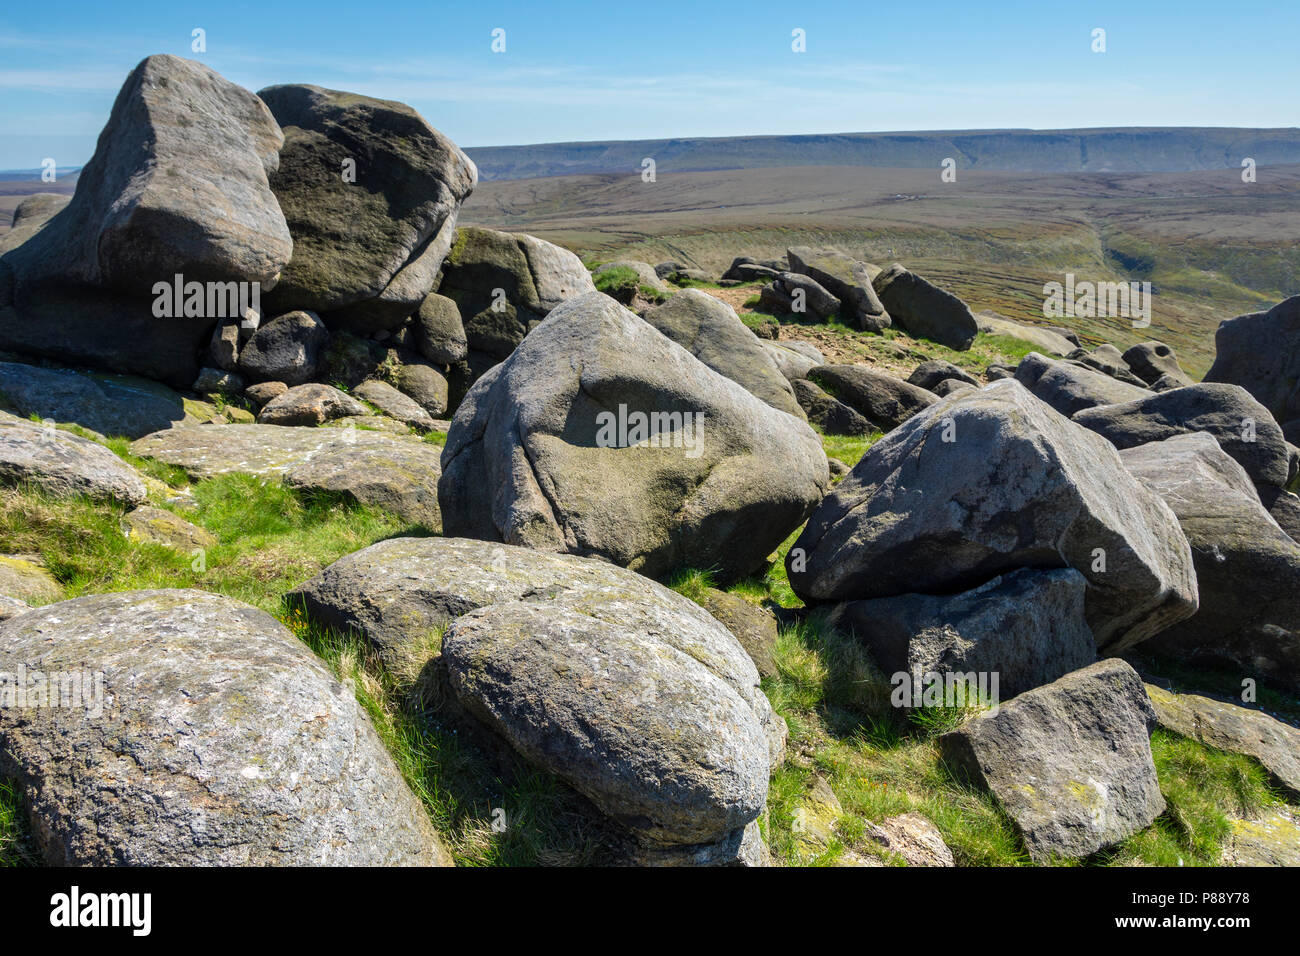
[
  {"xmin": 817, "ymin": 428, "xmax": 882, "ymax": 469},
  {"xmin": 591, "ymin": 265, "xmax": 665, "ymax": 302},
  {"xmin": 0, "ymin": 778, "xmax": 37, "ymax": 866},
  {"xmin": 755, "ymin": 609, "xmax": 1295, "ymax": 867}
]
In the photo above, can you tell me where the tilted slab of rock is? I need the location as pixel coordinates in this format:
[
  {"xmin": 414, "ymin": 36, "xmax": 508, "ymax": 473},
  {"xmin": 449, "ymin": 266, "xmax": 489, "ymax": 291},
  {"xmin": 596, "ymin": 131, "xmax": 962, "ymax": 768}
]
[
  {"xmin": 440, "ymin": 291, "xmax": 829, "ymax": 582},
  {"xmin": 1204, "ymin": 296, "xmax": 1300, "ymax": 427},
  {"xmin": 1121, "ymin": 433, "xmax": 1300, "ymax": 686},
  {"xmin": 0, "ymin": 362, "xmax": 202, "ymax": 439},
  {"xmin": 258, "ymin": 83, "xmax": 476, "ymax": 330},
  {"xmin": 3, "ymin": 55, "xmax": 290, "ymax": 296},
  {"xmin": 1015, "ymin": 352, "xmax": 1152, "ymax": 416},
  {"xmin": 792, "ymin": 378, "xmax": 874, "ymax": 436},
  {"xmin": 1145, "ymin": 684, "xmax": 1300, "ymax": 798},
  {"xmin": 120, "ymin": 505, "xmax": 217, "ymax": 552},
  {"xmin": 291, "ymin": 536, "xmax": 784, "ymax": 856},
  {"xmin": 0, "ymin": 193, "xmax": 69, "ymax": 255},
  {"xmin": 762, "ymin": 340, "xmax": 823, "ymax": 382},
  {"xmin": 829, "ymin": 568, "xmax": 1097, "ymax": 700},
  {"xmin": 131, "ymin": 423, "xmax": 441, "ymax": 527},
  {"xmin": 353, "ymin": 378, "xmax": 435, "ymax": 430},
  {"xmin": 0, "ymin": 589, "xmax": 449, "ymax": 865},
  {"xmin": 939, "ymin": 659, "xmax": 1165, "ymax": 862},
  {"xmin": 788, "ymin": 379, "xmax": 1197, "ymax": 653},
  {"xmin": 643, "ymin": 289, "xmax": 804, "ymax": 419},
  {"xmin": 1076, "ymin": 383, "xmax": 1296, "ymax": 489},
  {"xmin": 807, "ymin": 364, "xmax": 937, "ymax": 432},
  {"xmin": 786, "ymin": 246, "xmax": 890, "ymax": 332},
  {"xmin": 0, "ymin": 413, "xmax": 146, "ymax": 506},
  {"xmin": 872, "ymin": 264, "xmax": 977, "ymax": 350}
]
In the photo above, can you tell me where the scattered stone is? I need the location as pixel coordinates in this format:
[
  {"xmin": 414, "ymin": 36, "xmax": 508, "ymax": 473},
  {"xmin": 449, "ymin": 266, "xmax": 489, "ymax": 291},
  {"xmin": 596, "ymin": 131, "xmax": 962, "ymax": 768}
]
[
  {"xmin": 256, "ymin": 383, "xmax": 368, "ymax": 426},
  {"xmin": 791, "ymin": 378, "xmax": 874, "ymax": 436},
  {"xmin": 1123, "ymin": 341, "xmax": 1193, "ymax": 388},
  {"xmin": 786, "ymin": 246, "xmax": 890, "ymax": 332},
  {"xmin": 244, "ymin": 380, "xmax": 288, "ymax": 409},
  {"xmin": 412, "ymin": 292, "xmax": 468, "ymax": 365},
  {"xmin": 237, "ymin": 310, "xmax": 330, "ymax": 386},
  {"xmin": 694, "ymin": 587, "xmax": 780, "ymax": 678},
  {"xmin": 0, "ymin": 554, "xmax": 60, "ymax": 605},
  {"xmin": 391, "ymin": 361, "xmax": 450, "ymax": 418},
  {"xmin": 864, "ymin": 813, "xmax": 955, "ymax": 867},
  {"xmin": 192, "ymin": 367, "xmax": 246, "ymax": 395},
  {"xmin": 939, "ymin": 659, "xmax": 1165, "ymax": 862},
  {"xmin": 354, "ymin": 378, "xmax": 435, "ymax": 430},
  {"xmin": 907, "ymin": 360, "xmax": 979, "ymax": 393},
  {"xmin": 120, "ymin": 505, "xmax": 217, "ymax": 551},
  {"xmin": 0, "ymin": 589, "xmax": 450, "ymax": 865}
]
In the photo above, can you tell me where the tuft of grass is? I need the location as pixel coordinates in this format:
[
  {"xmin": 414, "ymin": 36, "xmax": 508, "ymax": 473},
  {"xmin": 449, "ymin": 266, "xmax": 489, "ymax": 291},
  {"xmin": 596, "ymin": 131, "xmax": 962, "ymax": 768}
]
[
  {"xmin": 817, "ymin": 428, "xmax": 882, "ymax": 469},
  {"xmin": 0, "ymin": 778, "xmax": 38, "ymax": 867}
]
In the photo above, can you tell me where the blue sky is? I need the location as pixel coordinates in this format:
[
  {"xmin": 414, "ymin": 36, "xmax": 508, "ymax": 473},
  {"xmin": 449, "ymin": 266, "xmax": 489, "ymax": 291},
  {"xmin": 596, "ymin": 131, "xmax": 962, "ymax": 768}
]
[{"xmin": 1, "ymin": 0, "xmax": 1297, "ymax": 169}]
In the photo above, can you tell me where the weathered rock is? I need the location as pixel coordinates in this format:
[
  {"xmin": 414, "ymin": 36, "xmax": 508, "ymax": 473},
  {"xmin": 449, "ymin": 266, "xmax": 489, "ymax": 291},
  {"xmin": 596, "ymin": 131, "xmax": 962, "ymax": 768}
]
[
  {"xmin": 762, "ymin": 340, "xmax": 822, "ymax": 382},
  {"xmin": 1123, "ymin": 341, "xmax": 1193, "ymax": 388},
  {"xmin": 976, "ymin": 312, "xmax": 1076, "ymax": 356},
  {"xmin": 517, "ymin": 233, "xmax": 597, "ymax": 312},
  {"xmin": 694, "ymin": 587, "xmax": 779, "ymax": 678},
  {"xmin": 1015, "ymin": 352, "xmax": 1152, "ymax": 416},
  {"xmin": 258, "ymin": 83, "xmax": 476, "ymax": 331},
  {"xmin": 412, "ymin": 292, "xmax": 468, "ymax": 364},
  {"xmin": 1221, "ymin": 809, "xmax": 1300, "ymax": 867},
  {"xmin": 1204, "ymin": 296, "xmax": 1300, "ymax": 426},
  {"xmin": 0, "ymin": 589, "xmax": 449, "ymax": 865},
  {"xmin": 788, "ymin": 379, "xmax": 1197, "ymax": 652},
  {"xmin": 791, "ymin": 378, "xmax": 874, "ymax": 435},
  {"xmin": 120, "ymin": 505, "xmax": 217, "ymax": 551},
  {"xmin": 1075, "ymin": 383, "xmax": 1295, "ymax": 489},
  {"xmin": 864, "ymin": 813, "xmax": 955, "ymax": 867},
  {"xmin": 192, "ymin": 367, "xmax": 245, "ymax": 395},
  {"xmin": 768, "ymin": 272, "xmax": 841, "ymax": 319},
  {"xmin": 1121, "ymin": 434, "xmax": 1300, "ymax": 688},
  {"xmin": 244, "ymin": 380, "xmax": 288, "ymax": 409},
  {"xmin": 1145, "ymin": 684, "xmax": 1300, "ymax": 798},
  {"xmin": 437, "ymin": 228, "xmax": 547, "ymax": 358},
  {"xmin": 237, "ymin": 310, "xmax": 329, "ymax": 386},
  {"xmin": 354, "ymin": 379, "xmax": 435, "ymax": 430},
  {"xmin": 593, "ymin": 260, "xmax": 671, "ymax": 296},
  {"xmin": 206, "ymin": 317, "xmax": 242, "ymax": 371},
  {"xmin": 439, "ymin": 292, "xmax": 829, "ymax": 582},
  {"xmin": 0, "ymin": 362, "xmax": 196, "ymax": 439},
  {"xmin": 132, "ymin": 423, "xmax": 441, "ymax": 528},
  {"xmin": 391, "ymin": 361, "xmax": 450, "ymax": 418},
  {"xmin": 3, "ymin": 55, "xmax": 290, "ymax": 297},
  {"xmin": 872, "ymin": 264, "xmax": 977, "ymax": 350},
  {"xmin": 907, "ymin": 360, "xmax": 979, "ymax": 393},
  {"xmin": 315, "ymin": 330, "xmax": 389, "ymax": 388},
  {"xmin": 643, "ymin": 289, "xmax": 804, "ymax": 418},
  {"xmin": 257, "ymin": 383, "xmax": 367, "ymax": 426},
  {"xmin": 0, "ymin": 555, "xmax": 60, "ymax": 605},
  {"xmin": 786, "ymin": 246, "xmax": 889, "ymax": 332},
  {"xmin": 829, "ymin": 568, "xmax": 1097, "ymax": 700},
  {"xmin": 806, "ymin": 364, "xmax": 938, "ymax": 432},
  {"xmin": 0, "ymin": 595, "xmax": 31, "ymax": 621},
  {"xmin": 1258, "ymin": 485, "xmax": 1300, "ymax": 542},
  {"xmin": 1070, "ymin": 344, "xmax": 1150, "ymax": 388},
  {"xmin": 933, "ymin": 379, "xmax": 976, "ymax": 399},
  {"xmin": 0, "ymin": 414, "xmax": 146, "ymax": 506},
  {"xmin": 939, "ymin": 659, "xmax": 1165, "ymax": 862}
]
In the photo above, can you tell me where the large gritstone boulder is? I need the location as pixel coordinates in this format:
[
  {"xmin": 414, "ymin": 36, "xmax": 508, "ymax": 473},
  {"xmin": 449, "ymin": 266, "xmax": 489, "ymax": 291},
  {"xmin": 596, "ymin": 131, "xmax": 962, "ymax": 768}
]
[
  {"xmin": 787, "ymin": 379, "xmax": 1197, "ymax": 653},
  {"xmin": 0, "ymin": 55, "xmax": 291, "ymax": 386},
  {"xmin": 0, "ymin": 589, "xmax": 450, "ymax": 865},
  {"xmin": 290, "ymin": 536, "xmax": 784, "ymax": 863},
  {"xmin": 0, "ymin": 412, "xmax": 146, "ymax": 507},
  {"xmin": 871, "ymin": 264, "xmax": 978, "ymax": 350},
  {"xmin": 1014, "ymin": 352, "xmax": 1152, "ymax": 416},
  {"xmin": 939, "ymin": 659, "xmax": 1164, "ymax": 862},
  {"xmin": 643, "ymin": 289, "xmax": 804, "ymax": 418},
  {"xmin": 806, "ymin": 364, "xmax": 938, "ymax": 432},
  {"xmin": 439, "ymin": 291, "xmax": 829, "ymax": 582},
  {"xmin": 1120, "ymin": 433, "xmax": 1300, "ymax": 689},
  {"xmin": 258, "ymin": 83, "xmax": 476, "ymax": 332}
]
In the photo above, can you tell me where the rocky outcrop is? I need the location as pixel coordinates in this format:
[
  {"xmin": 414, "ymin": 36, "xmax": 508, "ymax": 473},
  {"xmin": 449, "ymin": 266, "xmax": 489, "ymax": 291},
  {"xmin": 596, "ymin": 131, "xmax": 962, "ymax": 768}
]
[
  {"xmin": 1204, "ymin": 296, "xmax": 1300, "ymax": 429},
  {"xmin": 806, "ymin": 364, "xmax": 937, "ymax": 432},
  {"xmin": 872, "ymin": 264, "xmax": 977, "ymax": 350},
  {"xmin": 786, "ymin": 246, "xmax": 889, "ymax": 332},
  {"xmin": 0, "ymin": 413, "xmax": 146, "ymax": 507},
  {"xmin": 1014, "ymin": 352, "xmax": 1151, "ymax": 416}
]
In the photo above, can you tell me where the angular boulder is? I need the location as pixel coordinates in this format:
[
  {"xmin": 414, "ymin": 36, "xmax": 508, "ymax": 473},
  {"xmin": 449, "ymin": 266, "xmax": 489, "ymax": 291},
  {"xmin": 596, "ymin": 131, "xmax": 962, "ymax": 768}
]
[
  {"xmin": 258, "ymin": 83, "xmax": 476, "ymax": 330},
  {"xmin": 439, "ymin": 292, "xmax": 829, "ymax": 582},
  {"xmin": 791, "ymin": 378, "xmax": 874, "ymax": 436},
  {"xmin": 257, "ymin": 383, "xmax": 368, "ymax": 426},
  {"xmin": 872, "ymin": 264, "xmax": 977, "ymax": 350},
  {"xmin": 1123, "ymin": 341, "xmax": 1193, "ymax": 388},
  {"xmin": 1120, "ymin": 433, "xmax": 1300, "ymax": 687},
  {"xmin": 939, "ymin": 659, "xmax": 1164, "ymax": 862},
  {"xmin": 806, "ymin": 364, "xmax": 938, "ymax": 432},
  {"xmin": 1204, "ymin": 296, "xmax": 1300, "ymax": 426},
  {"xmin": 788, "ymin": 379, "xmax": 1197, "ymax": 652},
  {"xmin": 412, "ymin": 292, "xmax": 468, "ymax": 365},
  {"xmin": 786, "ymin": 246, "xmax": 890, "ymax": 332},
  {"xmin": 1015, "ymin": 352, "xmax": 1152, "ymax": 416},
  {"xmin": 0, "ymin": 362, "xmax": 195, "ymax": 439},
  {"xmin": 829, "ymin": 568, "xmax": 1097, "ymax": 700},
  {"xmin": 0, "ymin": 589, "xmax": 449, "ymax": 865},
  {"xmin": 0, "ymin": 413, "xmax": 146, "ymax": 507}
]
